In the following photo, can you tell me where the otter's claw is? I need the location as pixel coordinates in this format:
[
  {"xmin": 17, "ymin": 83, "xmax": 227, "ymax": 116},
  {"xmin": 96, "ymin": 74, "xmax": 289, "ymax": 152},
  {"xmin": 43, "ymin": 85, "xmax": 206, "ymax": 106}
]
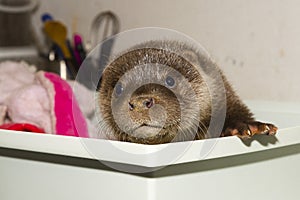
[{"xmin": 223, "ymin": 121, "xmax": 278, "ymax": 139}]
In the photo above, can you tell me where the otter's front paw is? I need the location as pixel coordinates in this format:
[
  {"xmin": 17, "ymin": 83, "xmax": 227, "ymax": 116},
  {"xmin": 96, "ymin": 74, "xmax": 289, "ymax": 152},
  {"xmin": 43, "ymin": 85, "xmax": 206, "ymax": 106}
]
[{"xmin": 222, "ymin": 121, "xmax": 278, "ymax": 139}]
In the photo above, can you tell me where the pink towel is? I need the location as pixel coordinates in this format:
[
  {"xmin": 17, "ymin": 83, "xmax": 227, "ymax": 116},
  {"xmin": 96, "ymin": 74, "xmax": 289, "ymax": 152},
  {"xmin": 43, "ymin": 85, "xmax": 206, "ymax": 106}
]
[
  {"xmin": 0, "ymin": 61, "xmax": 89, "ymax": 137},
  {"xmin": 37, "ymin": 72, "xmax": 89, "ymax": 137}
]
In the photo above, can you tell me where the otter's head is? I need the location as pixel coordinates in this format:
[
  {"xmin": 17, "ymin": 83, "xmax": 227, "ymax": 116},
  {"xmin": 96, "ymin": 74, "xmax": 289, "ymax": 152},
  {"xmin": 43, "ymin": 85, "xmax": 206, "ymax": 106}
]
[{"xmin": 97, "ymin": 47, "xmax": 211, "ymax": 144}]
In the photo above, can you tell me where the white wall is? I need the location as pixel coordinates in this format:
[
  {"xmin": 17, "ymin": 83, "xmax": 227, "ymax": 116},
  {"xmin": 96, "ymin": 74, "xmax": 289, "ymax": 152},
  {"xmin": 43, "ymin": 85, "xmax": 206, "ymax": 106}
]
[{"xmin": 33, "ymin": 0, "xmax": 300, "ymax": 102}]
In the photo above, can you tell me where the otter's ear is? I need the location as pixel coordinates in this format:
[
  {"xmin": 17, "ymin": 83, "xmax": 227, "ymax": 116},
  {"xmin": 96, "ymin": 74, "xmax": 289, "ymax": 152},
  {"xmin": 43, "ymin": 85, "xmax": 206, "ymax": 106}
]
[
  {"xmin": 96, "ymin": 76, "xmax": 103, "ymax": 91},
  {"xmin": 182, "ymin": 50, "xmax": 199, "ymax": 65}
]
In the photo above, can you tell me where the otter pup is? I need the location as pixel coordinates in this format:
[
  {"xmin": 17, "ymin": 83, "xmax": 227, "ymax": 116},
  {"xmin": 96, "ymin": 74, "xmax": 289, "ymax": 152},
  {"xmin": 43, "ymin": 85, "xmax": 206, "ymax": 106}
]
[{"xmin": 97, "ymin": 40, "xmax": 277, "ymax": 144}]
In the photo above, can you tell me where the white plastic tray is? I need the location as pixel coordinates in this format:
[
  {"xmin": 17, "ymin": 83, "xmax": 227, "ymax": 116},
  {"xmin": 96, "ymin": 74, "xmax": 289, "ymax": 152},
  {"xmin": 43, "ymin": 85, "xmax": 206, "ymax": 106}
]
[
  {"xmin": 1, "ymin": 100, "xmax": 300, "ymax": 200},
  {"xmin": 0, "ymin": 100, "xmax": 299, "ymax": 168}
]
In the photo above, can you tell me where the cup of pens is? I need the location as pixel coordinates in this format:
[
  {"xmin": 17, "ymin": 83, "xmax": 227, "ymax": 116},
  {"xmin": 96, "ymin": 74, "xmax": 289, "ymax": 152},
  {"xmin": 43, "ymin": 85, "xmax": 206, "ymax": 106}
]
[
  {"xmin": 41, "ymin": 13, "xmax": 86, "ymax": 80},
  {"xmin": 41, "ymin": 11, "xmax": 120, "ymax": 83}
]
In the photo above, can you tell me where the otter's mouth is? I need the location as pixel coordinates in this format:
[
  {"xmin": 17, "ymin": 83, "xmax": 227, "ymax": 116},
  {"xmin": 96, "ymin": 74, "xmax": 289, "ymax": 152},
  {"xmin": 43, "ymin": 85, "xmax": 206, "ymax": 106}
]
[{"xmin": 128, "ymin": 123, "xmax": 165, "ymax": 139}]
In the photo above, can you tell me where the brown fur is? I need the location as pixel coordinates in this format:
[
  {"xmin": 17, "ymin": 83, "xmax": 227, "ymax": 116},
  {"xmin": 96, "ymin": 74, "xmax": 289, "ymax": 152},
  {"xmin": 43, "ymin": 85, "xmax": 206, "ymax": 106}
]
[{"xmin": 97, "ymin": 40, "xmax": 277, "ymax": 144}]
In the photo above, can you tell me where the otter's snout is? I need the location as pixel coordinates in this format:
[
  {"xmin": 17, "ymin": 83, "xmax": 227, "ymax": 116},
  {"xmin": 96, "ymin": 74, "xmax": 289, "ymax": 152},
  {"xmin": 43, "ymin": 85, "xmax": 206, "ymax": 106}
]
[
  {"xmin": 128, "ymin": 97, "xmax": 154, "ymax": 111},
  {"xmin": 126, "ymin": 84, "xmax": 178, "ymax": 124}
]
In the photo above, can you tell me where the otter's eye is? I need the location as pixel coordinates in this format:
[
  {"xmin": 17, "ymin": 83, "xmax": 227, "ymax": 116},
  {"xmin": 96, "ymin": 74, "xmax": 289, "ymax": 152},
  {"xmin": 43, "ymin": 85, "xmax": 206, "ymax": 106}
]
[
  {"xmin": 115, "ymin": 83, "xmax": 124, "ymax": 96},
  {"xmin": 165, "ymin": 76, "xmax": 175, "ymax": 88}
]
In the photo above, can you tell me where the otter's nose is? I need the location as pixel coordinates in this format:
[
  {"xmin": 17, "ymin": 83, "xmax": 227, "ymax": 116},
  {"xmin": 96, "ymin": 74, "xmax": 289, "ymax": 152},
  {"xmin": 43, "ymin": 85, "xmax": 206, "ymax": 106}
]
[{"xmin": 129, "ymin": 97, "xmax": 154, "ymax": 111}]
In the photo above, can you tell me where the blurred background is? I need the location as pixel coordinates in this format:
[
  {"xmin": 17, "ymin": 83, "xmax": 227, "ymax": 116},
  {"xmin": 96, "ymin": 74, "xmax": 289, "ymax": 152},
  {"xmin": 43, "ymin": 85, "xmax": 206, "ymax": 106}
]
[{"xmin": 1, "ymin": 0, "xmax": 299, "ymax": 102}]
